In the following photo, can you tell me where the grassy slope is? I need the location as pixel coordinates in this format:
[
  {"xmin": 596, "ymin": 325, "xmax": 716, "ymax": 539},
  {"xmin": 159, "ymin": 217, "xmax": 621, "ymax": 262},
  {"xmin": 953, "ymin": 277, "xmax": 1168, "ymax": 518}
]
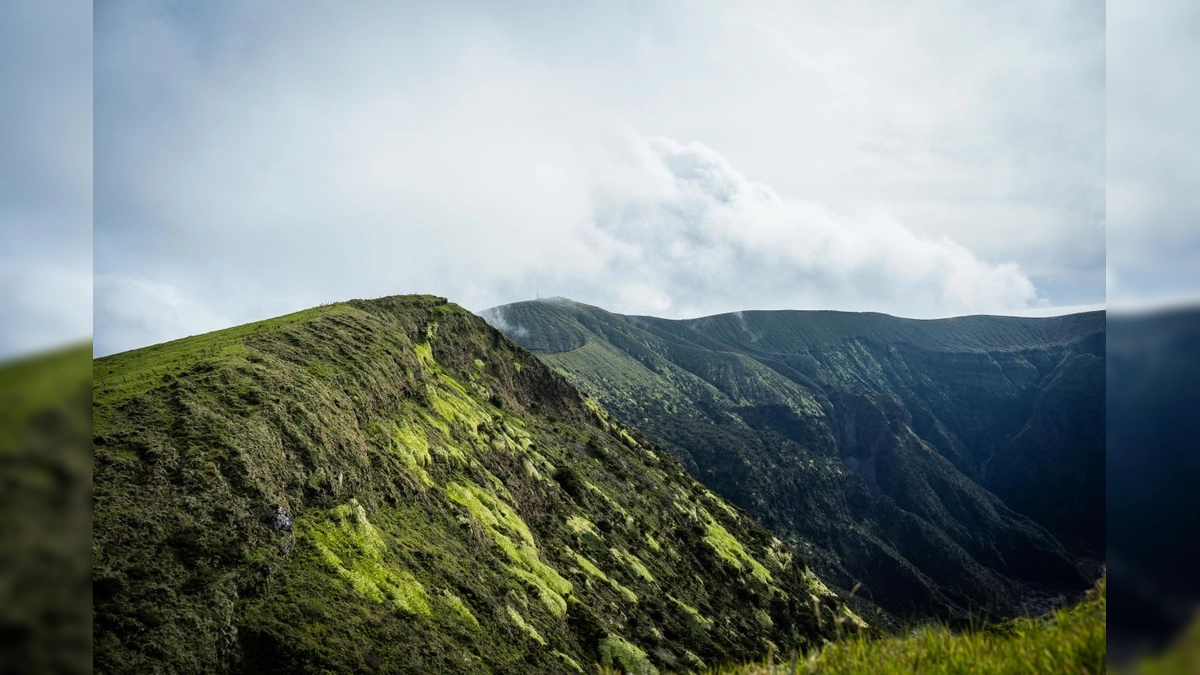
[
  {"xmin": 486, "ymin": 300, "xmax": 1101, "ymax": 622},
  {"xmin": 93, "ymin": 296, "xmax": 857, "ymax": 674},
  {"xmin": 712, "ymin": 577, "xmax": 1106, "ymax": 675},
  {"xmin": 0, "ymin": 344, "xmax": 93, "ymax": 675}
]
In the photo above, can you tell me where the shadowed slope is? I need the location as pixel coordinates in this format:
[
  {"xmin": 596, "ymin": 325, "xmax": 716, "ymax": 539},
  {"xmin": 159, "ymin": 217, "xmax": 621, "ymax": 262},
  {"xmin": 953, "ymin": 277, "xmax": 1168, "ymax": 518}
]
[{"xmin": 486, "ymin": 299, "xmax": 1104, "ymax": 621}]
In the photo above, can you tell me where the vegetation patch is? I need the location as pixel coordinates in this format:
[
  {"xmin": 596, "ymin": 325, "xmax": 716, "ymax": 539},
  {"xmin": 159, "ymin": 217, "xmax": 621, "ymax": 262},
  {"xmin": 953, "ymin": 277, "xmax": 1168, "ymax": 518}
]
[
  {"xmin": 553, "ymin": 650, "xmax": 585, "ymax": 673},
  {"xmin": 702, "ymin": 514, "xmax": 773, "ymax": 585},
  {"xmin": 569, "ymin": 549, "xmax": 638, "ymax": 604},
  {"xmin": 506, "ymin": 605, "xmax": 546, "ymax": 646},
  {"xmin": 610, "ymin": 547, "xmax": 655, "ymax": 582},
  {"xmin": 306, "ymin": 499, "xmax": 431, "ymax": 616},
  {"xmin": 598, "ymin": 635, "xmax": 658, "ymax": 675},
  {"xmin": 447, "ymin": 482, "xmax": 571, "ymax": 616},
  {"xmin": 440, "ymin": 590, "xmax": 481, "ymax": 631},
  {"xmin": 387, "ymin": 422, "xmax": 434, "ymax": 487},
  {"xmin": 670, "ymin": 595, "xmax": 714, "ymax": 633},
  {"xmin": 566, "ymin": 515, "xmax": 602, "ymax": 539}
]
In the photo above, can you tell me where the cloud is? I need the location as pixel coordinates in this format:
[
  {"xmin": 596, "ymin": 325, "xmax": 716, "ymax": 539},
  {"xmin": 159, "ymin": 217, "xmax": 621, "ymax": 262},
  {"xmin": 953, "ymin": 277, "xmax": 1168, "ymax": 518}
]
[
  {"xmin": 93, "ymin": 1, "xmax": 1102, "ymax": 355},
  {"xmin": 479, "ymin": 307, "xmax": 529, "ymax": 339},
  {"xmin": 94, "ymin": 276, "xmax": 232, "ymax": 357},
  {"xmin": 570, "ymin": 134, "xmax": 1039, "ymax": 318},
  {"xmin": 1107, "ymin": 0, "xmax": 1200, "ymax": 304}
]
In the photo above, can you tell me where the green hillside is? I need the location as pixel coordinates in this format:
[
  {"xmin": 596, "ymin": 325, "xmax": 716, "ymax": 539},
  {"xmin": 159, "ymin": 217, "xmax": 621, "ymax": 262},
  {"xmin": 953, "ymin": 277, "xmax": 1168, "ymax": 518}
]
[
  {"xmin": 0, "ymin": 344, "xmax": 92, "ymax": 675},
  {"xmin": 486, "ymin": 299, "xmax": 1104, "ymax": 622},
  {"xmin": 92, "ymin": 296, "xmax": 857, "ymax": 674}
]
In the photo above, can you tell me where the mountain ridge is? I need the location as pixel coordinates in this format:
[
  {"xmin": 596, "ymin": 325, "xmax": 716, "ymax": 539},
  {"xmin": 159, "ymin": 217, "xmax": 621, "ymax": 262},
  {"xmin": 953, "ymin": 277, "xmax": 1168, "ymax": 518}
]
[
  {"xmin": 486, "ymin": 298, "xmax": 1104, "ymax": 621},
  {"xmin": 92, "ymin": 295, "xmax": 858, "ymax": 674}
]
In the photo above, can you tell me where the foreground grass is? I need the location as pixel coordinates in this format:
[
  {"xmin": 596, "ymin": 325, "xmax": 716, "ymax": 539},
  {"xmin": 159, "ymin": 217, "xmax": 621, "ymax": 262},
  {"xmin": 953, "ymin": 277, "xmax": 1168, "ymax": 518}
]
[{"xmin": 710, "ymin": 578, "xmax": 1105, "ymax": 675}]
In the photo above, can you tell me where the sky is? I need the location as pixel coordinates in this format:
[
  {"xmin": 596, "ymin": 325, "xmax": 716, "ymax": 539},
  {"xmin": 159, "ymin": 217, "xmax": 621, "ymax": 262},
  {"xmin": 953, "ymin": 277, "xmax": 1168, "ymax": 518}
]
[
  {"xmin": 0, "ymin": 0, "xmax": 92, "ymax": 357},
  {"xmin": 85, "ymin": 1, "xmax": 1113, "ymax": 355}
]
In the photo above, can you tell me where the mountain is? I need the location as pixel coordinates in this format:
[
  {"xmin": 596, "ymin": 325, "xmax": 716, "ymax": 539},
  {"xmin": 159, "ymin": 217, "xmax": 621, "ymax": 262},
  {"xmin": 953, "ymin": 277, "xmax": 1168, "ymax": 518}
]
[
  {"xmin": 92, "ymin": 295, "xmax": 858, "ymax": 675},
  {"xmin": 485, "ymin": 299, "xmax": 1104, "ymax": 621}
]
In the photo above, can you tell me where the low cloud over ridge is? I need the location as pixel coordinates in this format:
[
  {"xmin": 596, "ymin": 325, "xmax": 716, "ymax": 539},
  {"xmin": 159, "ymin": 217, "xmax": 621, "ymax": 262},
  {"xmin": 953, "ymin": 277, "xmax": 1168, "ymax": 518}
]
[{"xmin": 578, "ymin": 134, "xmax": 1038, "ymax": 318}]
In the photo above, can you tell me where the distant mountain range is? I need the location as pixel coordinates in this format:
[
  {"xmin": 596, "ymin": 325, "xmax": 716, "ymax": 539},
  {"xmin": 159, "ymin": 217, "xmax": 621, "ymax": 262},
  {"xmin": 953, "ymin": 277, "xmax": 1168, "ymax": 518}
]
[{"xmin": 486, "ymin": 299, "xmax": 1105, "ymax": 621}]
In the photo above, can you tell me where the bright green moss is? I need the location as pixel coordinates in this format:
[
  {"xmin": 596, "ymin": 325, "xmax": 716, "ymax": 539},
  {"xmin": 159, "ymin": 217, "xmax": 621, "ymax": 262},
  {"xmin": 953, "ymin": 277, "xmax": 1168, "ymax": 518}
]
[
  {"xmin": 522, "ymin": 457, "xmax": 544, "ymax": 481},
  {"xmin": 598, "ymin": 635, "xmax": 658, "ymax": 675},
  {"xmin": 840, "ymin": 604, "xmax": 868, "ymax": 630},
  {"xmin": 509, "ymin": 566, "xmax": 568, "ymax": 617},
  {"xmin": 569, "ymin": 549, "xmax": 638, "ymax": 604},
  {"xmin": 441, "ymin": 591, "xmax": 480, "ymax": 631},
  {"xmin": 644, "ymin": 532, "xmax": 662, "ymax": 553},
  {"xmin": 669, "ymin": 595, "xmax": 713, "ymax": 633},
  {"xmin": 428, "ymin": 384, "xmax": 490, "ymax": 436},
  {"xmin": 610, "ymin": 548, "xmax": 654, "ymax": 583},
  {"xmin": 553, "ymin": 650, "xmax": 584, "ymax": 673},
  {"xmin": 414, "ymin": 341, "xmax": 436, "ymax": 369},
  {"xmin": 505, "ymin": 606, "xmax": 546, "ymax": 646},
  {"xmin": 447, "ymin": 482, "xmax": 572, "ymax": 616},
  {"xmin": 571, "ymin": 549, "xmax": 609, "ymax": 581},
  {"xmin": 801, "ymin": 566, "xmax": 832, "ymax": 600},
  {"xmin": 704, "ymin": 488, "xmax": 740, "ymax": 519},
  {"xmin": 566, "ymin": 515, "xmax": 602, "ymax": 539},
  {"xmin": 390, "ymin": 423, "xmax": 434, "ymax": 487},
  {"xmin": 702, "ymin": 515, "xmax": 773, "ymax": 585},
  {"xmin": 305, "ymin": 499, "xmax": 431, "ymax": 616}
]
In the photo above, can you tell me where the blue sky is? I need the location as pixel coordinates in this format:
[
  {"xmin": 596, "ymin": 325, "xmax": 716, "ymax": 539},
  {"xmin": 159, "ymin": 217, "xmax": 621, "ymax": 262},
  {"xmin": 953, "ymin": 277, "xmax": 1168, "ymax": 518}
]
[{"xmin": 84, "ymin": 1, "xmax": 1129, "ymax": 354}]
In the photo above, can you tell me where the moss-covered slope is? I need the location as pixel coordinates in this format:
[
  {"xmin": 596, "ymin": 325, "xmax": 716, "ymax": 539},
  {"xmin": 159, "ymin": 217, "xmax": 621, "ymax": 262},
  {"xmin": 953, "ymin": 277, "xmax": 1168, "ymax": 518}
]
[
  {"xmin": 93, "ymin": 295, "xmax": 852, "ymax": 674},
  {"xmin": 485, "ymin": 299, "xmax": 1104, "ymax": 622}
]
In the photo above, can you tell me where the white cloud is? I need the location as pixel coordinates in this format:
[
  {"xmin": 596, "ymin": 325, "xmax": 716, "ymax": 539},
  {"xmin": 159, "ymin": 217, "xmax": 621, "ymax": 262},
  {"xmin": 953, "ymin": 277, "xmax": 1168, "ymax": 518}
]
[
  {"xmin": 93, "ymin": 1, "xmax": 1103, "ymax": 354},
  {"xmin": 572, "ymin": 134, "xmax": 1038, "ymax": 318},
  {"xmin": 94, "ymin": 276, "xmax": 231, "ymax": 356},
  {"xmin": 1107, "ymin": 0, "xmax": 1200, "ymax": 303}
]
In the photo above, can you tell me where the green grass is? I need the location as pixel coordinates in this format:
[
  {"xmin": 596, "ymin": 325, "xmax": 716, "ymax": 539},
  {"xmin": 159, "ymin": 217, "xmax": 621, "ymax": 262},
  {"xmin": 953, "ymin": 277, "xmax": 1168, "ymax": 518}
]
[
  {"xmin": 92, "ymin": 303, "xmax": 349, "ymax": 433},
  {"xmin": 711, "ymin": 577, "xmax": 1106, "ymax": 675}
]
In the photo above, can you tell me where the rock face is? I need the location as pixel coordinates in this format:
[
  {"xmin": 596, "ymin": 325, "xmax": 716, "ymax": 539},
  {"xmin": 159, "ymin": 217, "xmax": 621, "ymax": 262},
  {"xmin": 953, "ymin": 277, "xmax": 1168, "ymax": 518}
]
[
  {"xmin": 92, "ymin": 296, "xmax": 850, "ymax": 675},
  {"xmin": 487, "ymin": 299, "xmax": 1105, "ymax": 621},
  {"xmin": 268, "ymin": 506, "xmax": 294, "ymax": 532}
]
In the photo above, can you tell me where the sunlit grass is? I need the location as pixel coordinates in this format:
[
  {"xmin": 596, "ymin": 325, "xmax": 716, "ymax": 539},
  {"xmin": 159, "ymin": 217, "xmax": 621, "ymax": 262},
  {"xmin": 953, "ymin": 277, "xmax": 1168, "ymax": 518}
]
[{"xmin": 710, "ymin": 577, "xmax": 1106, "ymax": 675}]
